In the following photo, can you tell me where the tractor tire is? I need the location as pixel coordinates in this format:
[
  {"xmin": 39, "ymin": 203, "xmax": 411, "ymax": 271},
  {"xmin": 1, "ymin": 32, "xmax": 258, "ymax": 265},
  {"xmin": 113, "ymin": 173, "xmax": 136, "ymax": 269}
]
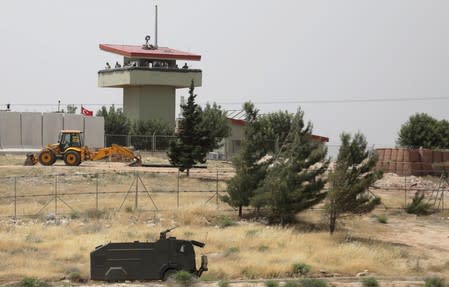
[
  {"xmin": 38, "ymin": 150, "xmax": 56, "ymax": 166},
  {"xmin": 64, "ymin": 151, "xmax": 81, "ymax": 166}
]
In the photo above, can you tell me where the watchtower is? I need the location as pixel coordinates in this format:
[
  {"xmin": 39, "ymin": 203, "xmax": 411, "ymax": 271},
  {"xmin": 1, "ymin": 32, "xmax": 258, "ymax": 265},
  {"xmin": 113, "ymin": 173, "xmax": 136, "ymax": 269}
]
[{"xmin": 98, "ymin": 38, "xmax": 202, "ymax": 127}]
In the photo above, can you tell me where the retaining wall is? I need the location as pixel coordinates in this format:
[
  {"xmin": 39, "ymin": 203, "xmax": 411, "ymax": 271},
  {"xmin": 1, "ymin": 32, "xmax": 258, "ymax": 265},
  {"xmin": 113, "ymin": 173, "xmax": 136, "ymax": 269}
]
[{"xmin": 376, "ymin": 148, "xmax": 449, "ymax": 176}]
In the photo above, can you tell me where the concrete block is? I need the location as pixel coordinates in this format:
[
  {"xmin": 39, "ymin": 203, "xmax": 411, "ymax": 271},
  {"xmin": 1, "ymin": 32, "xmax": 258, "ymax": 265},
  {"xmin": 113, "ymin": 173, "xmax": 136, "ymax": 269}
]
[
  {"xmin": 384, "ymin": 149, "xmax": 392, "ymax": 161},
  {"xmin": 397, "ymin": 149, "xmax": 404, "ymax": 162},
  {"xmin": 21, "ymin": 112, "xmax": 42, "ymax": 148},
  {"xmin": 43, "ymin": 113, "xmax": 63, "ymax": 145},
  {"xmin": 443, "ymin": 151, "xmax": 449, "ymax": 163},
  {"xmin": 432, "ymin": 151, "xmax": 442, "ymax": 163},
  {"xmin": 84, "ymin": 116, "xmax": 104, "ymax": 148},
  {"xmin": 409, "ymin": 150, "xmax": 420, "ymax": 162},
  {"xmin": 63, "ymin": 114, "xmax": 84, "ymax": 131},
  {"xmin": 376, "ymin": 149, "xmax": 385, "ymax": 161},
  {"xmin": 0, "ymin": 112, "xmax": 21, "ymax": 148},
  {"xmin": 420, "ymin": 149, "xmax": 433, "ymax": 163},
  {"xmin": 391, "ymin": 149, "xmax": 398, "ymax": 162}
]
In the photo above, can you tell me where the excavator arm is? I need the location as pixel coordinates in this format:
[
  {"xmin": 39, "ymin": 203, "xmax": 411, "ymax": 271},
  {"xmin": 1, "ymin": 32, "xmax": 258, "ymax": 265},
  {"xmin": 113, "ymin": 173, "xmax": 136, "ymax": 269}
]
[{"xmin": 90, "ymin": 144, "xmax": 141, "ymax": 166}]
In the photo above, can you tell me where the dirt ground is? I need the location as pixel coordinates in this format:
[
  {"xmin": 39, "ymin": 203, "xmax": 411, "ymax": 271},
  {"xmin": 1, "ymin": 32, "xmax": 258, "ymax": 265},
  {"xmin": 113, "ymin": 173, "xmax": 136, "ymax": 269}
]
[{"xmin": 0, "ymin": 155, "xmax": 448, "ymax": 286}]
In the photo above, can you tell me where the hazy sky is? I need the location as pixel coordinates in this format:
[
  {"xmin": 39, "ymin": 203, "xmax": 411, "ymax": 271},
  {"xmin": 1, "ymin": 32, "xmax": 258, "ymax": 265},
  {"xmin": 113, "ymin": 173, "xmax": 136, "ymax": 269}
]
[{"xmin": 0, "ymin": 0, "xmax": 448, "ymax": 149}]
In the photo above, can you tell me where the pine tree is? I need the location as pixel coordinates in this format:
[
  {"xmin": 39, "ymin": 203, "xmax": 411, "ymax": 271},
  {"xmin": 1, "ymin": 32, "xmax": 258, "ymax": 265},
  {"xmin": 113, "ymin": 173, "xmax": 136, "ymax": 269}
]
[
  {"xmin": 326, "ymin": 132, "xmax": 382, "ymax": 234},
  {"xmin": 223, "ymin": 102, "xmax": 269, "ymax": 217},
  {"xmin": 251, "ymin": 109, "xmax": 329, "ymax": 225},
  {"xmin": 168, "ymin": 81, "xmax": 205, "ymax": 176}
]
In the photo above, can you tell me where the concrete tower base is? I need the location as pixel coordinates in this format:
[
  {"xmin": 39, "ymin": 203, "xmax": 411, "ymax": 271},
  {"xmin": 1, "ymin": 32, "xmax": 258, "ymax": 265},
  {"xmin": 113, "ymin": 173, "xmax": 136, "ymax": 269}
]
[{"xmin": 124, "ymin": 86, "xmax": 176, "ymax": 126}]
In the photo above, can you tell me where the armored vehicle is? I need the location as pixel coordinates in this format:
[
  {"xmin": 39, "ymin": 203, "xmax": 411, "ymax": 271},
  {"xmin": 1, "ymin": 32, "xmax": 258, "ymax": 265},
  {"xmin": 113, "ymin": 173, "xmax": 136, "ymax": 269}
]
[{"xmin": 90, "ymin": 228, "xmax": 208, "ymax": 281}]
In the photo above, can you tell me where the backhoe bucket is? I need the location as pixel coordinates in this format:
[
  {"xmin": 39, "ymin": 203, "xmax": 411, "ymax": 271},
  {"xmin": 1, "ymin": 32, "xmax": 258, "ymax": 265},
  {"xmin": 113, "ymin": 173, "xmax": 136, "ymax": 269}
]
[
  {"xmin": 129, "ymin": 156, "xmax": 142, "ymax": 167},
  {"xmin": 24, "ymin": 153, "xmax": 37, "ymax": 166}
]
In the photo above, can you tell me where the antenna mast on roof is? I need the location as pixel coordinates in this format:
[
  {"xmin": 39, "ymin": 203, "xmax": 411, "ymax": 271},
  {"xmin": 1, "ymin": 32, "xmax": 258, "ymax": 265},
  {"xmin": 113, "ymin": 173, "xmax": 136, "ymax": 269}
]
[{"xmin": 155, "ymin": 5, "xmax": 158, "ymax": 48}]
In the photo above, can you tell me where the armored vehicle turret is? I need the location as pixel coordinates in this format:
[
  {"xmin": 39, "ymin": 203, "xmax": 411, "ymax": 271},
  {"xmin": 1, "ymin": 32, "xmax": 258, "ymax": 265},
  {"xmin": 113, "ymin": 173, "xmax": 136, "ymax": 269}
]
[{"xmin": 90, "ymin": 228, "xmax": 208, "ymax": 282}]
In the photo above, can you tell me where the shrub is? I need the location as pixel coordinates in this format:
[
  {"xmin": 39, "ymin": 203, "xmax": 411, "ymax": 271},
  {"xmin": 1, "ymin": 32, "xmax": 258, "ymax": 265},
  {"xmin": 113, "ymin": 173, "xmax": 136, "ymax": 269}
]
[
  {"xmin": 284, "ymin": 281, "xmax": 299, "ymax": 287},
  {"xmin": 20, "ymin": 277, "xmax": 49, "ymax": 287},
  {"xmin": 258, "ymin": 245, "xmax": 269, "ymax": 252},
  {"xmin": 265, "ymin": 280, "xmax": 279, "ymax": 287},
  {"xmin": 85, "ymin": 208, "xmax": 106, "ymax": 219},
  {"xmin": 125, "ymin": 206, "xmax": 133, "ymax": 213},
  {"xmin": 299, "ymin": 279, "xmax": 328, "ymax": 287},
  {"xmin": 406, "ymin": 191, "xmax": 432, "ymax": 216},
  {"xmin": 224, "ymin": 247, "xmax": 240, "ymax": 257},
  {"xmin": 375, "ymin": 215, "xmax": 388, "ymax": 224},
  {"xmin": 218, "ymin": 216, "xmax": 236, "ymax": 228},
  {"xmin": 68, "ymin": 271, "xmax": 87, "ymax": 283},
  {"xmin": 292, "ymin": 263, "xmax": 311, "ymax": 276},
  {"xmin": 425, "ymin": 277, "xmax": 446, "ymax": 287},
  {"xmin": 218, "ymin": 280, "xmax": 230, "ymax": 287},
  {"xmin": 70, "ymin": 210, "xmax": 80, "ymax": 219},
  {"xmin": 362, "ymin": 277, "xmax": 379, "ymax": 287},
  {"xmin": 174, "ymin": 270, "xmax": 195, "ymax": 286}
]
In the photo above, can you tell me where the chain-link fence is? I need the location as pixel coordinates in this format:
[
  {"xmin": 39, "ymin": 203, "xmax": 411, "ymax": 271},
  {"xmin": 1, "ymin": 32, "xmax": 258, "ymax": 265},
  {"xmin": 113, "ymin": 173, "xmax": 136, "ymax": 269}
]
[
  {"xmin": 0, "ymin": 170, "xmax": 233, "ymax": 218},
  {"xmin": 105, "ymin": 134, "xmax": 176, "ymax": 152}
]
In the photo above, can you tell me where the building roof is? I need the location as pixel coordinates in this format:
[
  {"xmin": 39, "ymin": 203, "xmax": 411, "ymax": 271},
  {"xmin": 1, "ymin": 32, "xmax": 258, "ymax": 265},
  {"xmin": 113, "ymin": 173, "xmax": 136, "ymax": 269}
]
[{"xmin": 99, "ymin": 44, "xmax": 201, "ymax": 61}]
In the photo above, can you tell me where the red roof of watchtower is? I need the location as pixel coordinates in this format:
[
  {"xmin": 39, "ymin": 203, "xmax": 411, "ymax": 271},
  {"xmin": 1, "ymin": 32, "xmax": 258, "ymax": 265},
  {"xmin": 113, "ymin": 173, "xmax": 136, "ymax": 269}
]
[{"xmin": 99, "ymin": 44, "xmax": 201, "ymax": 61}]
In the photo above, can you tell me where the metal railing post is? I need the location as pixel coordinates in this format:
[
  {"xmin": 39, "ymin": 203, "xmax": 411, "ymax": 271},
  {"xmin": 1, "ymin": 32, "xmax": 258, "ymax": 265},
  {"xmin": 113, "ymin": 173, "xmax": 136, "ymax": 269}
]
[
  {"xmin": 14, "ymin": 177, "xmax": 17, "ymax": 220},
  {"xmin": 404, "ymin": 175, "xmax": 407, "ymax": 208},
  {"xmin": 177, "ymin": 170, "xmax": 180, "ymax": 208},
  {"xmin": 135, "ymin": 172, "xmax": 139, "ymax": 210},
  {"xmin": 55, "ymin": 175, "xmax": 58, "ymax": 215},
  {"xmin": 96, "ymin": 174, "xmax": 99, "ymax": 211},
  {"xmin": 216, "ymin": 170, "xmax": 219, "ymax": 209}
]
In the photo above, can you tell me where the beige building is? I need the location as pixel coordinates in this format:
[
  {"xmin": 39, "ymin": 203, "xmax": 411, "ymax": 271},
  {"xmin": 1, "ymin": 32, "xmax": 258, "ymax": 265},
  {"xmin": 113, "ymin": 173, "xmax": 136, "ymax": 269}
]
[{"xmin": 98, "ymin": 42, "xmax": 202, "ymax": 127}]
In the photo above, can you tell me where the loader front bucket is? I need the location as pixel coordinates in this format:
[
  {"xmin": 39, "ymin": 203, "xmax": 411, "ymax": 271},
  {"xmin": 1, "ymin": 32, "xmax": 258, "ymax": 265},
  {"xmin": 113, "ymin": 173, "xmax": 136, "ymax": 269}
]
[
  {"xmin": 128, "ymin": 156, "xmax": 142, "ymax": 167},
  {"xmin": 24, "ymin": 153, "xmax": 37, "ymax": 166}
]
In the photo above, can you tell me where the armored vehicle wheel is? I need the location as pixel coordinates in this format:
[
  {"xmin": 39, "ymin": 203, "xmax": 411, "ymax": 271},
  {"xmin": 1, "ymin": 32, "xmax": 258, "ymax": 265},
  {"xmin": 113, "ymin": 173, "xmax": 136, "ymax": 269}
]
[
  {"xmin": 38, "ymin": 150, "xmax": 56, "ymax": 166},
  {"xmin": 163, "ymin": 269, "xmax": 177, "ymax": 281},
  {"xmin": 64, "ymin": 151, "xmax": 81, "ymax": 166}
]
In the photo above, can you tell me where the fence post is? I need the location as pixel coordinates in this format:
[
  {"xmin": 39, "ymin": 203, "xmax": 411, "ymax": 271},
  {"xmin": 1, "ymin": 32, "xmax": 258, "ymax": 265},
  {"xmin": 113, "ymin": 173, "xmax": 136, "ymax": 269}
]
[
  {"xmin": 55, "ymin": 175, "xmax": 58, "ymax": 215},
  {"xmin": 14, "ymin": 177, "xmax": 17, "ymax": 220},
  {"xmin": 127, "ymin": 135, "xmax": 131, "ymax": 147},
  {"xmin": 96, "ymin": 174, "xmax": 99, "ymax": 211},
  {"xmin": 404, "ymin": 175, "xmax": 407, "ymax": 208},
  {"xmin": 177, "ymin": 170, "xmax": 180, "ymax": 208},
  {"xmin": 135, "ymin": 172, "xmax": 139, "ymax": 210},
  {"xmin": 216, "ymin": 170, "xmax": 219, "ymax": 209}
]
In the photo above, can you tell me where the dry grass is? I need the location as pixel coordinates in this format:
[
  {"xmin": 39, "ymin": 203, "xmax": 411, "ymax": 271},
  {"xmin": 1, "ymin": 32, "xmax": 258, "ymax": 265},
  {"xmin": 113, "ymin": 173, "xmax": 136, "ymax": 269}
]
[
  {"xmin": 0, "ymin": 205, "xmax": 416, "ymax": 282},
  {"xmin": 0, "ymin": 155, "xmax": 446, "ymax": 283}
]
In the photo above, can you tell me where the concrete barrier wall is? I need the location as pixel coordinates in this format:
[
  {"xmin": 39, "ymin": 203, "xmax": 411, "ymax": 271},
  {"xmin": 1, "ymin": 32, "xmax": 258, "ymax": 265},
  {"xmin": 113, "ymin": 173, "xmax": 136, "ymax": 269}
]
[
  {"xmin": 21, "ymin": 112, "xmax": 42, "ymax": 148},
  {"xmin": 0, "ymin": 112, "xmax": 22, "ymax": 148},
  {"xmin": 376, "ymin": 148, "xmax": 449, "ymax": 176},
  {"xmin": 0, "ymin": 112, "xmax": 104, "ymax": 149},
  {"xmin": 63, "ymin": 114, "xmax": 84, "ymax": 131},
  {"xmin": 84, "ymin": 116, "xmax": 104, "ymax": 148},
  {"xmin": 43, "ymin": 113, "xmax": 64, "ymax": 144}
]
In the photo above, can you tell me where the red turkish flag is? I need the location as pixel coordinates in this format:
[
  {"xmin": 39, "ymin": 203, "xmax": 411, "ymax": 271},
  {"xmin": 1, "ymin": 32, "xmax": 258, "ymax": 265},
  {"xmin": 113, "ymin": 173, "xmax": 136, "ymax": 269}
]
[{"xmin": 81, "ymin": 106, "xmax": 93, "ymax": 116}]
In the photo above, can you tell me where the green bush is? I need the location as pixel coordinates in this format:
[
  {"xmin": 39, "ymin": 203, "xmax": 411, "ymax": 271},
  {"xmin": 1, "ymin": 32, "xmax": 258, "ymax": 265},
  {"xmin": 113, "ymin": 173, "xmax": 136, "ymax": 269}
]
[
  {"xmin": 292, "ymin": 263, "xmax": 311, "ymax": 276},
  {"xmin": 406, "ymin": 191, "xmax": 432, "ymax": 216},
  {"xmin": 284, "ymin": 281, "xmax": 299, "ymax": 287},
  {"xmin": 20, "ymin": 277, "xmax": 49, "ymax": 287},
  {"xmin": 174, "ymin": 270, "xmax": 195, "ymax": 286},
  {"xmin": 425, "ymin": 277, "xmax": 446, "ymax": 287},
  {"xmin": 299, "ymin": 278, "xmax": 328, "ymax": 287},
  {"xmin": 375, "ymin": 215, "xmax": 388, "ymax": 224},
  {"xmin": 68, "ymin": 271, "xmax": 87, "ymax": 283},
  {"xmin": 362, "ymin": 277, "xmax": 379, "ymax": 287},
  {"xmin": 218, "ymin": 280, "xmax": 230, "ymax": 287},
  {"xmin": 224, "ymin": 247, "xmax": 240, "ymax": 257},
  {"xmin": 125, "ymin": 206, "xmax": 133, "ymax": 213},
  {"xmin": 69, "ymin": 211, "xmax": 80, "ymax": 219},
  {"xmin": 218, "ymin": 216, "xmax": 236, "ymax": 228},
  {"xmin": 265, "ymin": 280, "xmax": 279, "ymax": 287}
]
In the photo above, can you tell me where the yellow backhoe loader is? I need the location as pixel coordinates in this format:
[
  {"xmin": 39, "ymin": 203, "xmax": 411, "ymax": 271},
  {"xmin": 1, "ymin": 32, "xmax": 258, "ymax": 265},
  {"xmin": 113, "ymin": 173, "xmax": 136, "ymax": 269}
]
[{"xmin": 25, "ymin": 130, "xmax": 141, "ymax": 166}]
